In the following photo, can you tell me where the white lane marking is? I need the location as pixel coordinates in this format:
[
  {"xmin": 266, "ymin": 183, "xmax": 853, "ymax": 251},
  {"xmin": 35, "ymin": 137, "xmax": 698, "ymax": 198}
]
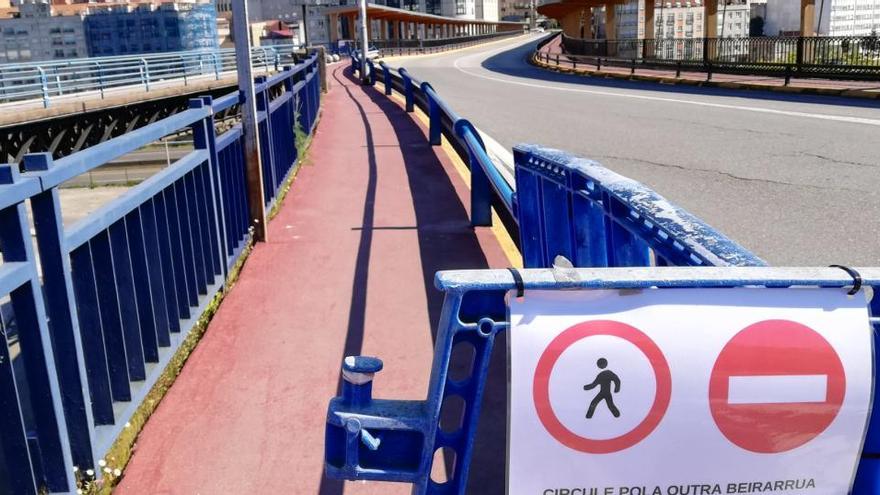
[
  {"xmin": 727, "ymin": 375, "xmax": 828, "ymax": 404},
  {"xmin": 451, "ymin": 44, "xmax": 880, "ymax": 127}
]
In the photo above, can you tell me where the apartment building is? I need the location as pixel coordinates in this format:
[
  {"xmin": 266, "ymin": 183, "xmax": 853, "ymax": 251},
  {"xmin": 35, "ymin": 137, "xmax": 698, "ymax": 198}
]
[
  {"xmin": 498, "ymin": 0, "xmax": 531, "ymax": 22},
  {"xmin": 84, "ymin": 2, "xmax": 217, "ymax": 57},
  {"xmin": 612, "ymin": 0, "xmax": 750, "ymax": 40},
  {"xmin": 0, "ymin": 0, "xmax": 87, "ymax": 63}
]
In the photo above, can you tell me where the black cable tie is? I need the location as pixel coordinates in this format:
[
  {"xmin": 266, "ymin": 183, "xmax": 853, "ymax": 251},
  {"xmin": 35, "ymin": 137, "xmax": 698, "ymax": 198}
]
[
  {"xmin": 507, "ymin": 267, "xmax": 525, "ymax": 298},
  {"xmin": 829, "ymin": 265, "xmax": 862, "ymax": 296}
]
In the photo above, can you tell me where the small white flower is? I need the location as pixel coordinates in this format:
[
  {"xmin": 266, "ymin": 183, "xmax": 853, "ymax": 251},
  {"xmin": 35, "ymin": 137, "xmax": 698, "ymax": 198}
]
[
  {"xmin": 85, "ymin": 469, "xmax": 94, "ymax": 476},
  {"xmin": 98, "ymin": 459, "xmax": 107, "ymax": 467},
  {"xmin": 125, "ymin": 422, "xmax": 131, "ymax": 429},
  {"xmin": 114, "ymin": 468, "xmax": 122, "ymax": 476},
  {"xmin": 103, "ymin": 467, "xmax": 112, "ymax": 474},
  {"xmin": 73, "ymin": 466, "xmax": 79, "ymax": 473},
  {"xmin": 77, "ymin": 490, "xmax": 83, "ymax": 495}
]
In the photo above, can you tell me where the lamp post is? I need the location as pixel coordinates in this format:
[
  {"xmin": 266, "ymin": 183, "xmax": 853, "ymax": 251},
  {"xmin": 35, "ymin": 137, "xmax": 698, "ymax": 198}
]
[{"xmin": 359, "ymin": 0, "xmax": 369, "ymax": 84}]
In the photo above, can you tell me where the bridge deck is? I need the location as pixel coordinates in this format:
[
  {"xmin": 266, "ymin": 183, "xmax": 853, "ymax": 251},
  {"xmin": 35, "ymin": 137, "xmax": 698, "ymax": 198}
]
[{"xmin": 114, "ymin": 63, "xmax": 513, "ymax": 493}]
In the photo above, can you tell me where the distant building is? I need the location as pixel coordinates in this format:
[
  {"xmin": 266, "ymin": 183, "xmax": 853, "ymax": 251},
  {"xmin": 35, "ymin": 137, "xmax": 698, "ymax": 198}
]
[
  {"xmin": 498, "ymin": 0, "xmax": 531, "ymax": 22},
  {"xmin": 84, "ymin": 2, "xmax": 218, "ymax": 57},
  {"xmin": 610, "ymin": 0, "xmax": 750, "ymax": 40},
  {"xmin": 763, "ymin": 0, "xmax": 879, "ymax": 36},
  {"xmin": 0, "ymin": 0, "xmax": 87, "ymax": 63}
]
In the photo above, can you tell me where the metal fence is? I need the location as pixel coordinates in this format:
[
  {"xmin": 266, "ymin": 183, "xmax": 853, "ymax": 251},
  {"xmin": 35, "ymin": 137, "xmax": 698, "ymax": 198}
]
[
  {"xmin": 320, "ymin": 55, "xmax": 880, "ymax": 495},
  {"xmin": 0, "ymin": 44, "xmax": 299, "ymax": 108},
  {"xmin": 0, "ymin": 51, "xmax": 321, "ymax": 494},
  {"xmin": 372, "ymin": 29, "xmax": 525, "ymax": 56},
  {"xmin": 559, "ymin": 34, "xmax": 880, "ymax": 81}
]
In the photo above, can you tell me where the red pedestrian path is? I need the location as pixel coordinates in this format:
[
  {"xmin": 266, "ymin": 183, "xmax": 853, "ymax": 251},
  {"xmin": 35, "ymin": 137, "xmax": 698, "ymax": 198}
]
[{"xmin": 115, "ymin": 63, "xmax": 513, "ymax": 494}]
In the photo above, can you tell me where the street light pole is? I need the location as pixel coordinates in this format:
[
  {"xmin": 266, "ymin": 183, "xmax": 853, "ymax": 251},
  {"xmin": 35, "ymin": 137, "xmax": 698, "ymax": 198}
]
[
  {"xmin": 359, "ymin": 0, "xmax": 369, "ymax": 84},
  {"xmin": 231, "ymin": 0, "xmax": 267, "ymax": 241}
]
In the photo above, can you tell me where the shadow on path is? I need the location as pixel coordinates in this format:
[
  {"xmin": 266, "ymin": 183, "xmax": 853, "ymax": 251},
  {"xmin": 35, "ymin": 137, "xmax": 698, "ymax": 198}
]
[{"xmin": 320, "ymin": 65, "xmax": 508, "ymax": 494}]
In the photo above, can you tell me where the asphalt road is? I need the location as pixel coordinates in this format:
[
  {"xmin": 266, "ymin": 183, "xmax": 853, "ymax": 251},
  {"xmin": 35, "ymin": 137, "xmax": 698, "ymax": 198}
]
[{"xmin": 395, "ymin": 34, "xmax": 880, "ymax": 266}]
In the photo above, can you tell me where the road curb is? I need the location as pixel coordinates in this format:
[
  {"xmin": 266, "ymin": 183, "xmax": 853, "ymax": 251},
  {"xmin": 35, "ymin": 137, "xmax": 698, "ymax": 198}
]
[{"xmin": 529, "ymin": 52, "xmax": 880, "ymax": 100}]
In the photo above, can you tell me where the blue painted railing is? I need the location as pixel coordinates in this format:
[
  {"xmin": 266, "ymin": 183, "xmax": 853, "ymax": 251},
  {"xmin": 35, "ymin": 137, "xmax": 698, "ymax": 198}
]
[
  {"xmin": 0, "ymin": 44, "xmax": 299, "ymax": 108},
  {"xmin": 0, "ymin": 51, "xmax": 321, "ymax": 494},
  {"xmin": 330, "ymin": 56, "xmax": 879, "ymax": 494}
]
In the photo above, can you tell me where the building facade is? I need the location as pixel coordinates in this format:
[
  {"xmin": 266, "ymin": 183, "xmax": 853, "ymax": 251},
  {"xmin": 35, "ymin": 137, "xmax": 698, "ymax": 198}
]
[
  {"xmin": 84, "ymin": 2, "xmax": 218, "ymax": 57},
  {"xmin": 0, "ymin": 0, "xmax": 87, "ymax": 63},
  {"xmin": 611, "ymin": 0, "xmax": 751, "ymax": 40},
  {"xmin": 498, "ymin": 0, "xmax": 531, "ymax": 22}
]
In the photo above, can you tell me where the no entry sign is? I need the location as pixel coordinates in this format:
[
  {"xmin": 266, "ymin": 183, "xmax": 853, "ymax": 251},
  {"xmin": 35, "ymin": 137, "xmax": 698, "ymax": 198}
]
[
  {"xmin": 509, "ymin": 288, "xmax": 872, "ymax": 495},
  {"xmin": 709, "ymin": 320, "xmax": 846, "ymax": 454}
]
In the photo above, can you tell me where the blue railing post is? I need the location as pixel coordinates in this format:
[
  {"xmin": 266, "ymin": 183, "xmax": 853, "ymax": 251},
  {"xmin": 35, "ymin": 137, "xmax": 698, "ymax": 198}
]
[
  {"xmin": 139, "ymin": 58, "xmax": 149, "ymax": 91},
  {"xmin": 21, "ymin": 153, "xmax": 98, "ymax": 473},
  {"xmin": 0, "ymin": 164, "xmax": 75, "ymax": 493},
  {"xmin": 399, "ymin": 68, "xmax": 414, "ymax": 112},
  {"xmin": 212, "ymin": 52, "xmax": 221, "ymax": 80},
  {"xmin": 455, "ymin": 119, "xmax": 492, "ymax": 226},
  {"xmin": 37, "ymin": 67, "xmax": 49, "ymax": 108},
  {"xmin": 381, "ymin": 62, "xmax": 392, "ymax": 95},
  {"xmin": 254, "ymin": 75, "xmax": 277, "ymax": 201},
  {"xmin": 190, "ymin": 98, "xmax": 228, "ymax": 278},
  {"xmin": 367, "ymin": 59, "xmax": 377, "ymax": 86},
  {"xmin": 421, "ymin": 82, "xmax": 441, "ymax": 146}
]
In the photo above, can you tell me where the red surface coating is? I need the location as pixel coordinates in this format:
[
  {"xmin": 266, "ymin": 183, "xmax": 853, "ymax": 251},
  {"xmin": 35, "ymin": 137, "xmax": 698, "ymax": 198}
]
[{"xmin": 115, "ymin": 64, "xmax": 510, "ymax": 494}]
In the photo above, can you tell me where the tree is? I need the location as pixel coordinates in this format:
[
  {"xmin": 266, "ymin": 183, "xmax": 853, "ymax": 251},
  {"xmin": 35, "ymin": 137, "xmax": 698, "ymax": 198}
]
[{"xmin": 749, "ymin": 16, "xmax": 764, "ymax": 37}]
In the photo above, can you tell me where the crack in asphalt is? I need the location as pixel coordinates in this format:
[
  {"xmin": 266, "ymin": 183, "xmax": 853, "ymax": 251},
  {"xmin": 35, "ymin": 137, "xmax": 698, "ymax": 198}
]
[
  {"xmin": 592, "ymin": 154, "xmax": 870, "ymax": 194},
  {"xmin": 800, "ymin": 152, "xmax": 880, "ymax": 169}
]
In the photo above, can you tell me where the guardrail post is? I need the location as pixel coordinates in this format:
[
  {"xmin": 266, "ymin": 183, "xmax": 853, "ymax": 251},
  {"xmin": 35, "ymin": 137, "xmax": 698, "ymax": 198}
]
[
  {"xmin": 212, "ymin": 52, "xmax": 221, "ymax": 80},
  {"xmin": 381, "ymin": 63, "xmax": 392, "ymax": 95},
  {"xmin": 455, "ymin": 119, "xmax": 492, "ymax": 226},
  {"xmin": 180, "ymin": 55, "xmax": 188, "ymax": 86},
  {"xmin": 188, "ymin": 98, "xmax": 228, "ymax": 277},
  {"xmin": 400, "ymin": 68, "xmax": 414, "ymax": 112},
  {"xmin": 37, "ymin": 67, "xmax": 49, "ymax": 108},
  {"xmin": 367, "ymin": 59, "xmax": 376, "ymax": 86},
  {"xmin": 139, "ymin": 58, "xmax": 150, "ymax": 91},
  {"xmin": 0, "ymin": 164, "xmax": 75, "ymax": 493},
  {"xmin": 254, "ymin": 75, "xmax": 277, "ymax": 196},
  {"xmin": 21, "ymin": 153, "xmax": 97, "ymax": 473},
  {"xmin": 421, "ymin": 82, "xmax": 441, "ymax": 146}
]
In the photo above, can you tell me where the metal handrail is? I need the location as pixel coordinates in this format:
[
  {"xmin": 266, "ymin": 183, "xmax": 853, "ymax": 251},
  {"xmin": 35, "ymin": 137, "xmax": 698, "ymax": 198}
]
[
  {"xmin": 553, "ymin": 33, "xmax": 880, "ymax": 81},
  {"xmin": 0, "ymin": 43, "xmax": 299, "ymax": 108}
]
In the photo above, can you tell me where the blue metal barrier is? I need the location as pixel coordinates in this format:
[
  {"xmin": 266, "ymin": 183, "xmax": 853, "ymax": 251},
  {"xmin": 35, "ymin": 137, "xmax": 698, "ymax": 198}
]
[
  {"xmin": 326, "ymin": 59, "xmax": 879, "ymax": 494},
  {"xmin": 0, "ymin": 52, "xmax": 322, "ymax": 494},
  {"xmin": 0, "ymin": 45, "xmax": 298, "ymax": 109}
]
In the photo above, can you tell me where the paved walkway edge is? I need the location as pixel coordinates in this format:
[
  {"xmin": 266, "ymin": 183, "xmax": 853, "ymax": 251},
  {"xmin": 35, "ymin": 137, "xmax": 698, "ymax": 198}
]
[{"xmin": 529, "ymin": 51, "xmax": 880, "ymax": 100}]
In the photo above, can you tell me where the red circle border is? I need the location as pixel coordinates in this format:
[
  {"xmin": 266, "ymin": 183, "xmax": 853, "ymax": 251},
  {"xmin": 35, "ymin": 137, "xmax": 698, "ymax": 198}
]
[{"xmin": 532, "ymin": 320, "xmax": 672, "ymax": 454}]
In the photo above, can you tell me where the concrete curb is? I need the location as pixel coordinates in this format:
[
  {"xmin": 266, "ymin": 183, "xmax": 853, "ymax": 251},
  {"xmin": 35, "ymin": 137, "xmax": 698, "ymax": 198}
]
[{"xmin": 528, "ymin": 52, "xmax": 880, "ymax": 100}]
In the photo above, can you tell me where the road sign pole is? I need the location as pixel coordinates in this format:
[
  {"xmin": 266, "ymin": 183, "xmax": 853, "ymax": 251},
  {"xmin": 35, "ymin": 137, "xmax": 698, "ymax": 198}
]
[
  {"xmin": 359, "ymin": 0, "xmax": 369, "ymax": 84},
  {"xmin": 232, "ymin": 0, "xmax": 268, "ymax": 242}
]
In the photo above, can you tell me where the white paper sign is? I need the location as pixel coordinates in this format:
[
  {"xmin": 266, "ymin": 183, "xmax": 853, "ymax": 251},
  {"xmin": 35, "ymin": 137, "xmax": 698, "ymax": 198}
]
[{"xmin": 508, "ymin": 288, "xmax": 873, "ymax": 495}]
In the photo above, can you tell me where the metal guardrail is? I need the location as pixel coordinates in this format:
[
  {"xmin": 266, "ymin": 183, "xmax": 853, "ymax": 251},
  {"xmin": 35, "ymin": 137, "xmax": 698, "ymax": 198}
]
[
  {"xmin": 0, "ymin": 51, "xmax": 321, "ymax": 494},
  {"xmin": 373, "ymin": 29, "xmax": 526, "ymax": 56},
  {"xmin": 557, "ymin": 33, "xmax": 880, "ymax": 81},
  {"xmin": 0, "ymin": 44, "xmax": 300, "ymax": 108},
  {"xmin": 326, "ymin": 53, "xmax": 865, "ymax": 495}
]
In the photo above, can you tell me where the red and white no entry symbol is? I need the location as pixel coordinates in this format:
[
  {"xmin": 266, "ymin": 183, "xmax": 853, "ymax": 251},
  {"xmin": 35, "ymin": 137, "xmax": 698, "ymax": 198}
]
[
  {"xmin": 532, "ymin": 320, "xmax": 671, "ymax": 454},
  {"xmin": 709, "ymin": 319, "xmax": 846, "ymax": 453}
]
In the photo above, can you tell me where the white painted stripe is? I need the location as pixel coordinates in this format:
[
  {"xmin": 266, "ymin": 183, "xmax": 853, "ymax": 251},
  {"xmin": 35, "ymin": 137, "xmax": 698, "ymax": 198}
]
[
  {"xmin": 451, "ymin": 44, "xmax": 880, "ymax": 128},
  {"xmin": 727, "ymin": 375, "xmax": 828, "ymax": 404}
]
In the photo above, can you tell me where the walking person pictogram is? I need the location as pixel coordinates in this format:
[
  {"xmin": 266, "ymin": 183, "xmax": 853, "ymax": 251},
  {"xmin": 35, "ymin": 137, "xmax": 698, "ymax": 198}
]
[{"xmin": 584, "ymin": 358, "xmax": 621, "ymax": 419}]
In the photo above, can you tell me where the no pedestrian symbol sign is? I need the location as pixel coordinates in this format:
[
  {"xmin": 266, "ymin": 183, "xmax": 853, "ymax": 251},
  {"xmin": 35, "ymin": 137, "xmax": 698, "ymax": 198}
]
[{"xmin": 508, "ymin": 288, "xmax": 872, "ymax": 495}]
